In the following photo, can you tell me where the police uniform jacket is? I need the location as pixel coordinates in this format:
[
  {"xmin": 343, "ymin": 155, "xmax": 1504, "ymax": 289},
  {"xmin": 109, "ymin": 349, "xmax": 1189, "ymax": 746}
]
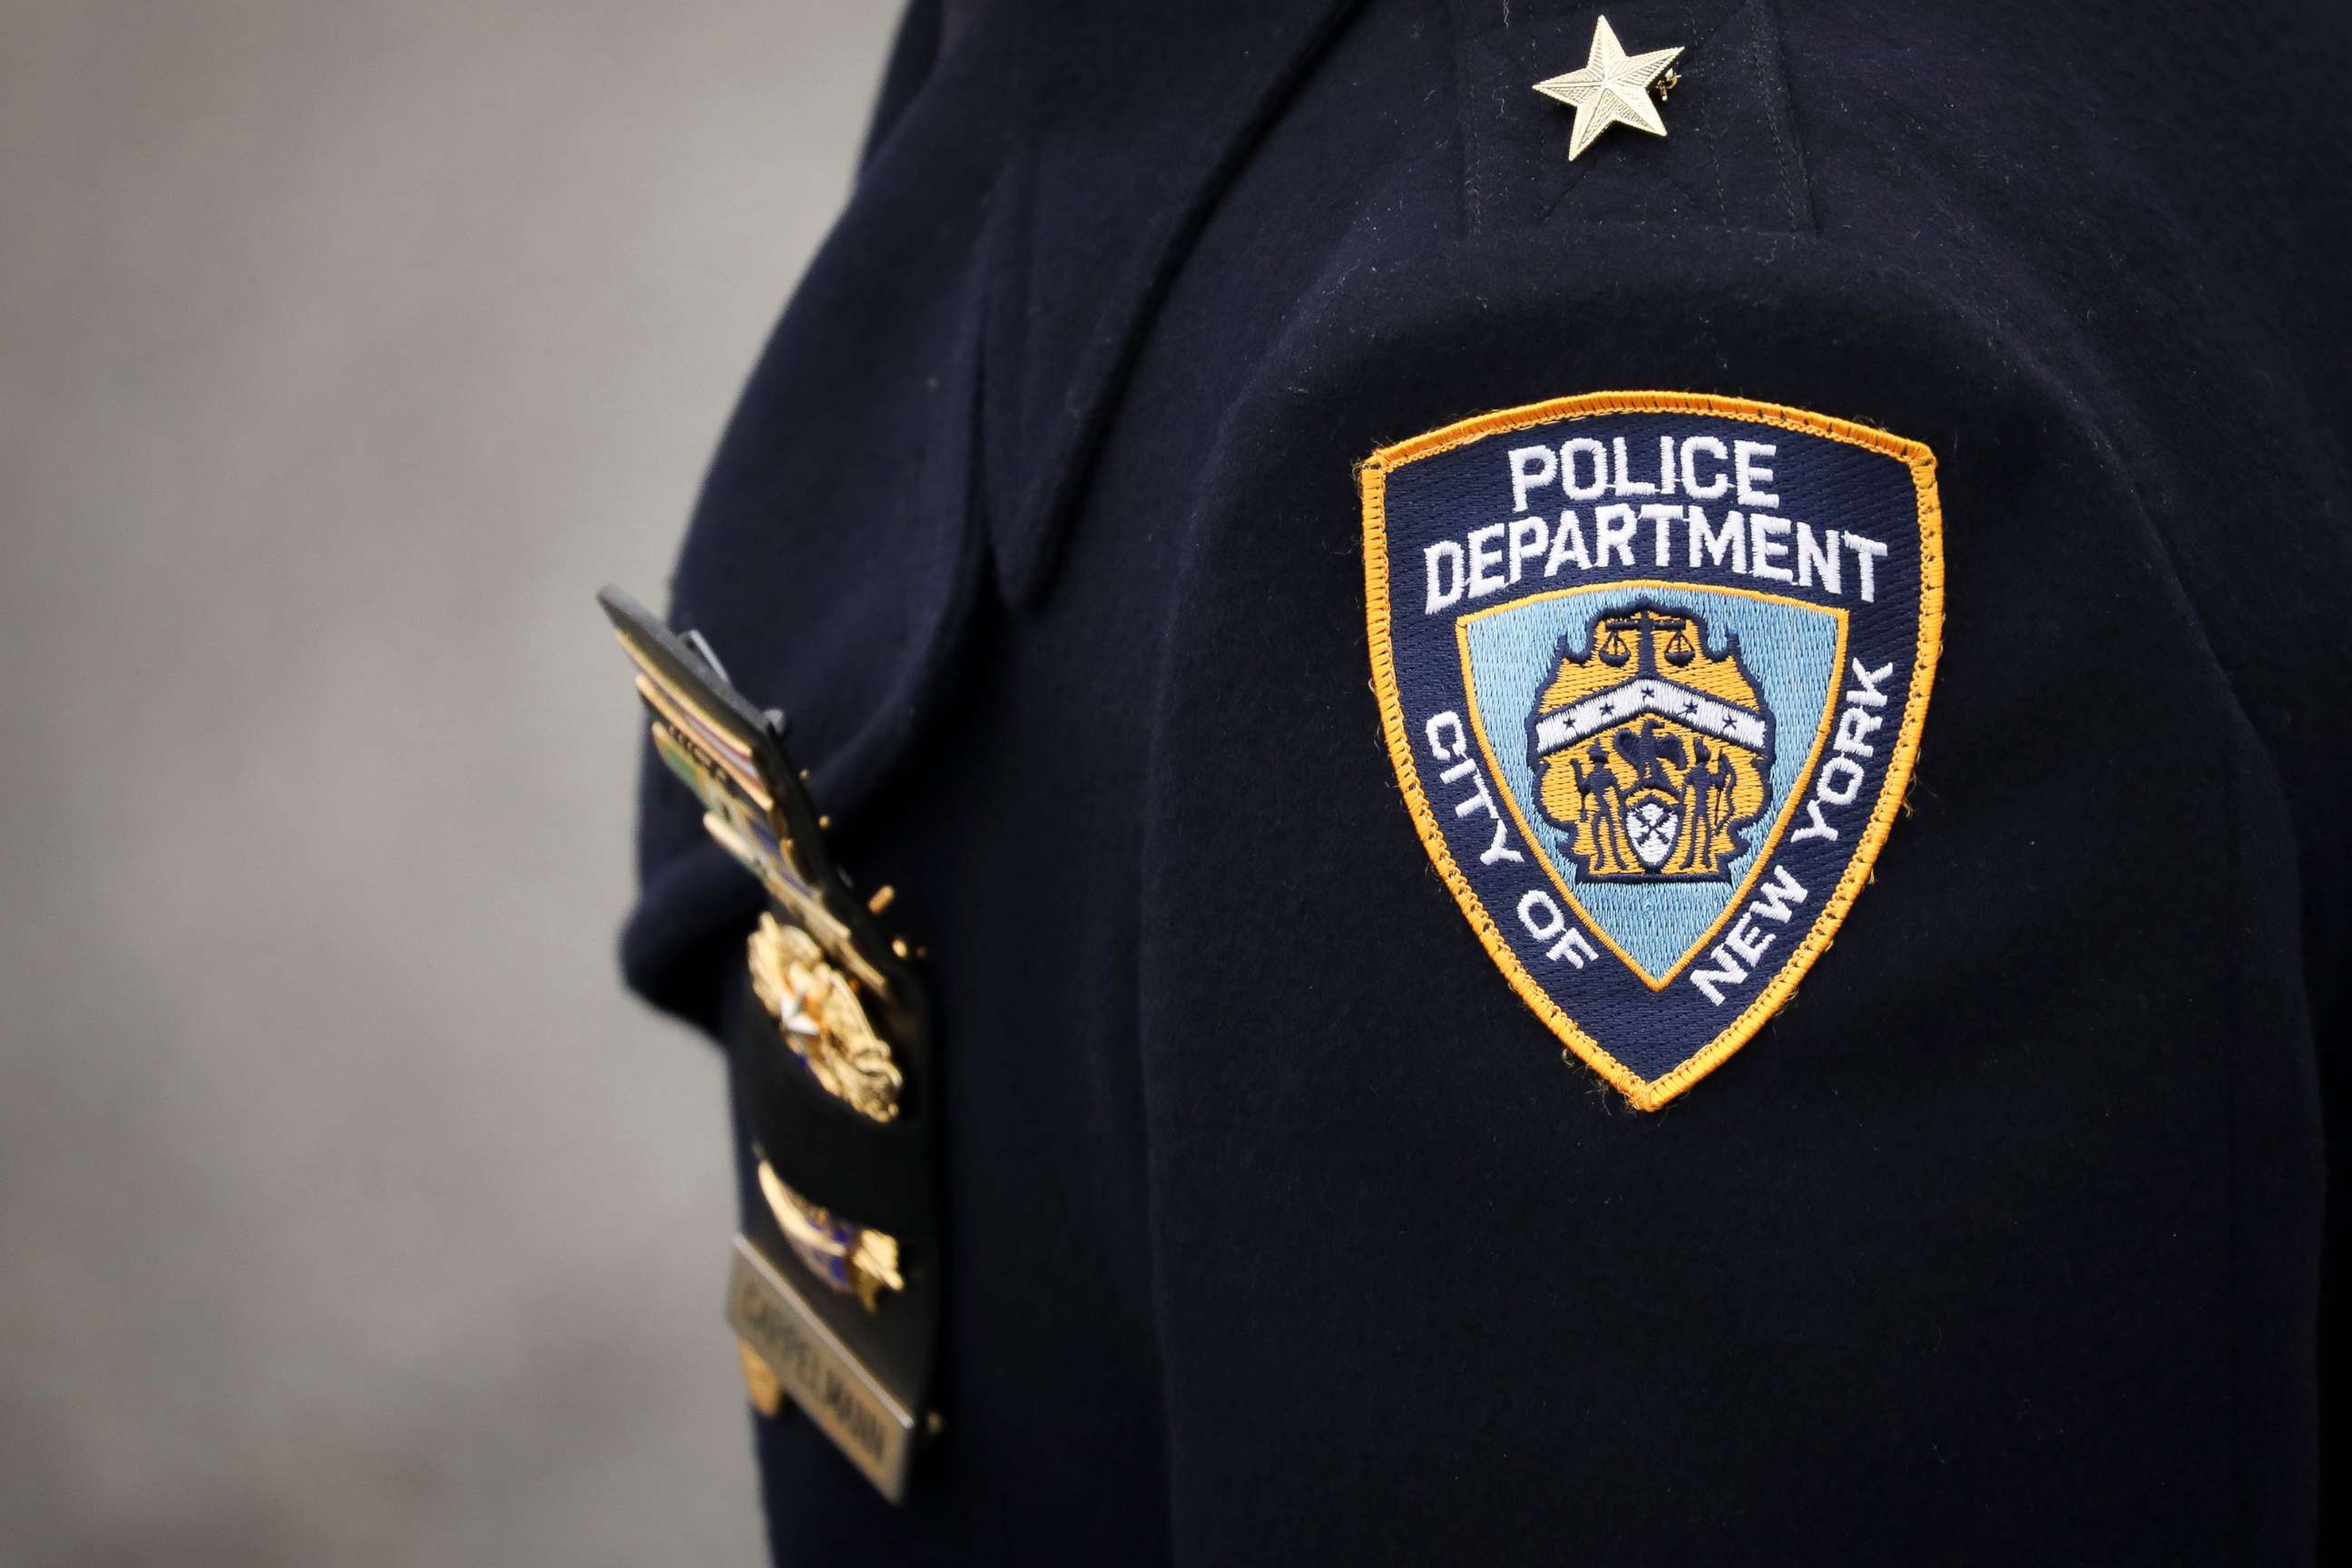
[{"xmin": 621, "ymin": 1, "xmax": 2352, "ymax": 1561}]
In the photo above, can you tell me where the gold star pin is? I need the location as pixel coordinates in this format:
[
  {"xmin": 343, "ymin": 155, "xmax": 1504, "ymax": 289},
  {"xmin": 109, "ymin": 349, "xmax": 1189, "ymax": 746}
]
[{"xmin": 1534, "ymin": 15, "xmax": 1685, "ymax": 161}]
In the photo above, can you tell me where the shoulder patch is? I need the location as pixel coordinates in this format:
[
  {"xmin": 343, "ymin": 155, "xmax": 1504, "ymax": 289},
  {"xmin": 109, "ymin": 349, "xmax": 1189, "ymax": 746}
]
[{"xmin": 1359, "ymin": 392, "xmax": 1942, "ymax": 1109}]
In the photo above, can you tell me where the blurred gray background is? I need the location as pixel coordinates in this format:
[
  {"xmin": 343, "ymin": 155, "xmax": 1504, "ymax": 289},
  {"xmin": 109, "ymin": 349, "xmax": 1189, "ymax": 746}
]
[{"xmin": 0, "ymin": 3, "xmax": 898, "ymax": 1561}]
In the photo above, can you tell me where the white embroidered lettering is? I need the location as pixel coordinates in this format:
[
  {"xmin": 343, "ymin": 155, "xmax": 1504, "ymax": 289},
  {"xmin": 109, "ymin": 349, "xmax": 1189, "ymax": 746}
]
[
  {"xmin": 1611, "ymin": 436, "xmax": 1658, "ymax": 496},
  {"xmin": 1749, "ymin": 512, "xmax": 1795, "ymax": 582},
  {"xmin": 1518, "ymin": 889, "xmax": 1598, "ymax": 965},
  {"xmin": 1641, "ymin": 502, "xmax": 1681, "ymax": 567},
  {"xmin": 1835, "ymin": 704, "xmax": 1884, "ymax": 758},
  {"xmin": 1796, "ymin": 522, "xmax": 1841, "ymax": 594},
  {"xmin": 1466, "ymin": 522, "xmax": 1508, "ymax": 598},
  {"xmin": 1424, "ymin": 541, "xmax": 1465, "ymax": 613},
  {"xmin": 1426, "ymin": 710, "xmax": 1523, "ymax": 865},
  {"xmin": 1817, "ymin": 755, "xmax": 1866, "ymax": 805},
  {"xmin": 1508, "ymin": 445, "xmax": 1557, "ymax": 512},
  {"xmin": 1561, "ymin": 437, "xmax": 1608, "ymax": 500},
  {"xmin": 1844, "ymin": 533, "xmax": 1887, "ymax": 602},
  {"xmin": 1789, "ymin": 799, "xmax": 1840, "ymax": 843},
  {"xmin": 1681, "ymin": 435, "xmax": 1730, "ymax": 498},
  {"xmin": 1592, "ymin": 504, "xmax": 1638, "ymax": 568},
  {"xmin": 1544, "ymin": 509, "xmax": 1592, "ymax": 574},
  {"xmin": 1734, "ymin": 440, "xmax": 1779, "ymax": 507},
  {"xmin": 1508, "ymin": 515, "xmax": 1548, "ymax": 583},
  {"xmin": 1689, "ymin": 504, "xmax": 1745, "ymax": 573},
  {"xmin": 1748, "ymin": 865, "xmax": 1808, "ymax": 923},
  {"xmin": 1723, "ymin": 911, "xmax": 1774, "ymax": 965},
  {"xmin": 1848, "ymin": 658, "xmax": 1894, "ymax": 707},
  {"xmin": 1690, "ymin": 945, "xmax": 1747, "ymax": 1005}
]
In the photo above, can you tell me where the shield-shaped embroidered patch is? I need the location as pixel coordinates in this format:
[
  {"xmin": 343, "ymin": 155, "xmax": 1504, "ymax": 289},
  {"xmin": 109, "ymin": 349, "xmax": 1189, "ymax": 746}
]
[{"xmin": 1360, "ymin": 393, "xmax": 1943, "ymax": 1109}]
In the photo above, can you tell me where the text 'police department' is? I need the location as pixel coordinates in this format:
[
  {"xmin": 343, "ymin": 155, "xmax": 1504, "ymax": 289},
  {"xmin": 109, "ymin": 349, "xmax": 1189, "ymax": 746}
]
[{"xmin": 1421, "ymin": 435, "xmax": 1891, "ymax": 613}]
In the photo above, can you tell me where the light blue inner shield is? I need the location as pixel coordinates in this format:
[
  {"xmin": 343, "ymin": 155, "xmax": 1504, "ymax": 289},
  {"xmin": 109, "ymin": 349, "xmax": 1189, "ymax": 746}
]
[{"xmin": 1461, "ymin": 585, "xmax": 1842, "ymax": 982}]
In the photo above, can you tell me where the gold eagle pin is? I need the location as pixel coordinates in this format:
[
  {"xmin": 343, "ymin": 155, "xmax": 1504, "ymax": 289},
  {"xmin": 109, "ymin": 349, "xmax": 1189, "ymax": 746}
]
[{"xmin": 1534, "ymin": 15, "xmax": 1684, "ymax": 162}]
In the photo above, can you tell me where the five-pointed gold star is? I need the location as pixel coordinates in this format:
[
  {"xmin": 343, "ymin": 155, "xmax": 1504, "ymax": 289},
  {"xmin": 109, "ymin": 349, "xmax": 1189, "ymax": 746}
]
[{"xmin": 1533, "ymin": 15, "xmax": 1684, "ymax": 161}]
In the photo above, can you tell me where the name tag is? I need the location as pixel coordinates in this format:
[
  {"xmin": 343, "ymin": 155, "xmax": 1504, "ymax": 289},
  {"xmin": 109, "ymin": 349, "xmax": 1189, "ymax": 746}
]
[{"xmin": 727, "ymin": 1236, "xmax": 921, "ymax": 1503}]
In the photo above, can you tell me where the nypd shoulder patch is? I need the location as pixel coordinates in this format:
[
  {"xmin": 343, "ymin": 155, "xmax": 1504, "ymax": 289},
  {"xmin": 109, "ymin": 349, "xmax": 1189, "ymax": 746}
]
[{"xmin": 1360, "ymin": 392, "xmax": 1943, "ymax": 1109}]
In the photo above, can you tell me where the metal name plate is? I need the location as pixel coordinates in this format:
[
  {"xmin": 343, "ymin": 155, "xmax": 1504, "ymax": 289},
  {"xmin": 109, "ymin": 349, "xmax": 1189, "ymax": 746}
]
[{"xmin": 724, "ymin": 1234, "xmax": 918, "ymax": 1503}]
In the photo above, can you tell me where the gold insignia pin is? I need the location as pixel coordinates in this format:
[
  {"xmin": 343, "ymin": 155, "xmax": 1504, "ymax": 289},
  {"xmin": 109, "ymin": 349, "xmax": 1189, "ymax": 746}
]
[
  {"xmin": 1534, "ymin": 15, "xmax": 1684, "ymax": 162},
  {"xmin": 748, "ymin": 913, "xmax": 904, "ymax": 1124}
]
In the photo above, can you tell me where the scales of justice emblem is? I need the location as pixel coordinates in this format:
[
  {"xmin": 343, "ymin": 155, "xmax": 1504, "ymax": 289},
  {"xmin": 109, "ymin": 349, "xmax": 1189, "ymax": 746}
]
[{"xmin": 1530, "ymin": 603, "xmax": 1773, "ymax": 884}]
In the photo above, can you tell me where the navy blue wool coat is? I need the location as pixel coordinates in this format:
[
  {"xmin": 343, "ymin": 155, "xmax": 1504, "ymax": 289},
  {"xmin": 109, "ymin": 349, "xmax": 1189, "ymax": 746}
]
[{"xmin": 623, "ymin": 2, "xmax": 2352, "ymax": 1560}]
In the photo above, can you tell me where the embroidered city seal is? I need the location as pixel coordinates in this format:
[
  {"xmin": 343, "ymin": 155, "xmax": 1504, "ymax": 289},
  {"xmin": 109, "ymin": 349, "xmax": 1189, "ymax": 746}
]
[{"xmin": 1359, "ymin": 392, "xmax": 1942, "ymax": 1109}]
